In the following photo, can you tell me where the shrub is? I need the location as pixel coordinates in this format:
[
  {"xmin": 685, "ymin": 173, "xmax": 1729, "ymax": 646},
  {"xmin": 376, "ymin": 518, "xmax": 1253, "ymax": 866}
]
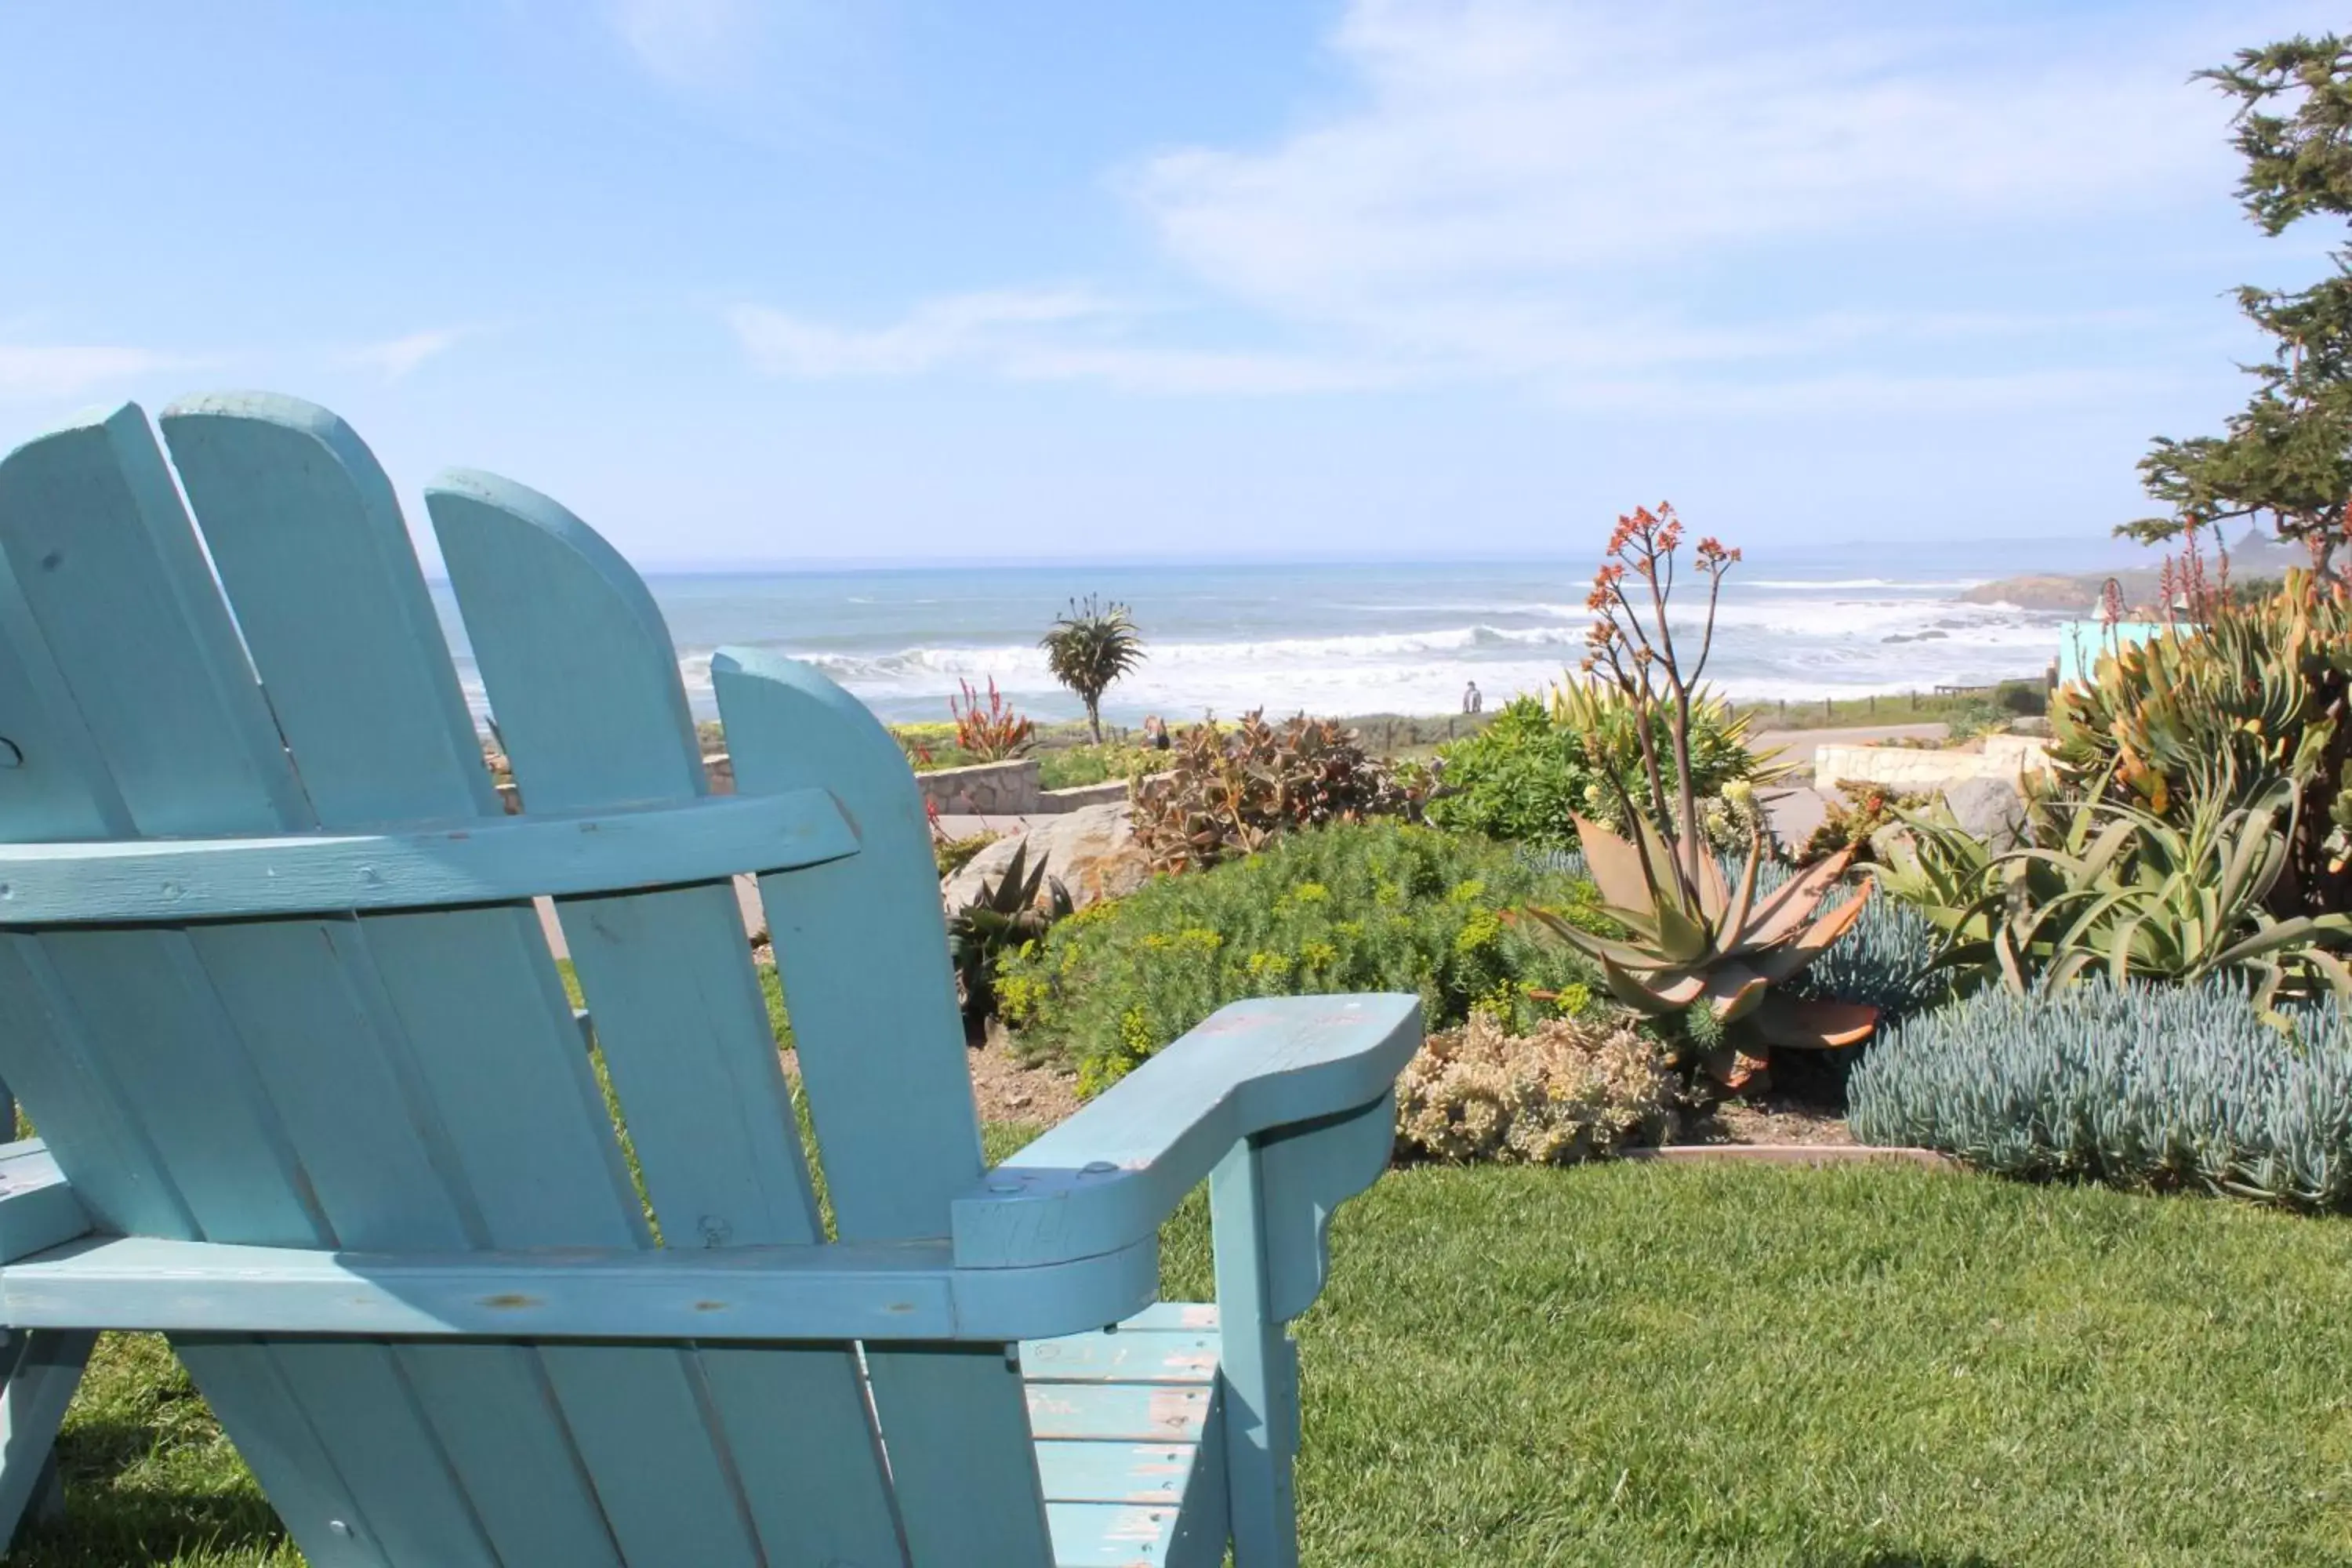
[
  {"xmin": 1036, "ymin": 742, "xmax": 1156, "ymax": 791},
  {"xmin": 1995, "ymin": 678, "xmax": 2048, "ymax": 717},
  {"xmin": 1395, "ymin": 1012, "xmax": 1676, "ymax": 1164},
  {"xmin": 1129, "ymin": 710, "xmax": 1418, "ymax": 873},
  {"xmin": 1427, "ymin": 684, "xmax": 1768, "ymax": 854},
  {"xmin": 934, "ymin": 830, "xmax": 996, "ymax": 879},
  {"xmin": 1849, "ymin": 977, "xmax": 2352, "ymax": 1210},
  {"xmin": 996, "ymin": 821, "xmax": 1606, "ymax": 1093}
]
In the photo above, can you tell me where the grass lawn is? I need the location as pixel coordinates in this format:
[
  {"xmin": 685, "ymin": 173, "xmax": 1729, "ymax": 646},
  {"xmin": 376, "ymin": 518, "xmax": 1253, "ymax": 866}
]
[{"xmin": 13, "ymin": 1160, "xmax": 2352, "ymax": 1566}]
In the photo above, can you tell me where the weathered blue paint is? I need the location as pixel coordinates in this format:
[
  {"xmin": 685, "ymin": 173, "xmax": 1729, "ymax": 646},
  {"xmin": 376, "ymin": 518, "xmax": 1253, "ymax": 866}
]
[
  {"xmin": 2, "ymin": 1233, "xmax": 1159, "ymax": 1341},
  {"xmin": 0, "ymin": 394, "xmax": 1421, "ymax": 1566},
  {"xmin": 0, "ymin": 789, "xmax": 854, "ymax": 925},
  {"xmin": 431, "ymin": 470, "xmax": 910, "ymax": 1563},
  {"xmin": 0, "ymin": 1142, "xmax": 91, "ymax": 1264},
  {"xmin": 956, "ymin": 994, "xmax": 1418, "ymax": 1269}
]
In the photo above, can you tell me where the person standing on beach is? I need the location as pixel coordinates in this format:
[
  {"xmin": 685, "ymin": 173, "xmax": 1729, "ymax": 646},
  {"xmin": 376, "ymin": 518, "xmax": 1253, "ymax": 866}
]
[
  {"xmin": 1144, "ymin": 714, "xmax": 1172, "ymax": 751},
  {"xmin": 1462, "ymin": 681, "xmax": 1483, "ymax": 715}
]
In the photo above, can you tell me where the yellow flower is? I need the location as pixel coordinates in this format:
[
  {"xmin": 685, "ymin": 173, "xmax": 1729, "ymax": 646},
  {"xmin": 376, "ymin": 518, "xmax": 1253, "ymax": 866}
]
[{"xmin": 1245, "ymin": 950, "xmax": 1294, "ymax": 981}]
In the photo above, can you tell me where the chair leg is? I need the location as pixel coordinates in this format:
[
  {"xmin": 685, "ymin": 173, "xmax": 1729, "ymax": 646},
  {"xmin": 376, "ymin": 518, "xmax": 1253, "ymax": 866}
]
[
  {"xmin": 1210, "ymin": 1142, "xmax": 1301, "ymax": 1568},
  {"xmin": 0, "ymin": 1329, "xmax": 95, "ymax": 1551},
  {"xmin": 28, "ymin": 1453, "xmax": 61, "ymax": 1526}
]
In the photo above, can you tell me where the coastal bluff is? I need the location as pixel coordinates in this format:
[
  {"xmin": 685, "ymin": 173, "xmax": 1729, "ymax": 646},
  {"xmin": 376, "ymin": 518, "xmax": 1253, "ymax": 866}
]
[{"xmin": 1958, "ymin": 571, "xmax": 2155, "ymax": 614}]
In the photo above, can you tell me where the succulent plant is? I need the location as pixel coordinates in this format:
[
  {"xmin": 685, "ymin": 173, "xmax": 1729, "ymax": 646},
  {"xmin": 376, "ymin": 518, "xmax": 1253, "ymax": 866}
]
[
  {"xmin": 1849, "ymin": 975, "xmax": 2352, "ymax": 1210},
  {"xmin": 2052, "ymin": 573, "xmax": 2352, "ymax": 916},
  {"xmin": 1520, "ymin": 814, "xmax": 1878, "ymax": 1089},
  {"xmin": 948, "ymin": 675, "xmax": 1036, "ymax": 761},
  {"xmin": 947, "ymin": 839, "xmax": 1073, "ymax": 1040},
  {"xmin": 1537, "ymin": 848, "xmax": 1948, "ymax": 1021},
  {"xmin": 1877, "ymin": 775, "xmax": 2352, "ymax": 1007},
  {"xmin": 1128, "ymin": 710, "xmax": 1419, "ymax": 873},
  {"xmin": 1748, "ymin": 858, "xmax": 1949, "ymax": 1019},
  {"xmin": 1393, "ymin": 1011, "xmax": 1676, "ymax": 1165}
]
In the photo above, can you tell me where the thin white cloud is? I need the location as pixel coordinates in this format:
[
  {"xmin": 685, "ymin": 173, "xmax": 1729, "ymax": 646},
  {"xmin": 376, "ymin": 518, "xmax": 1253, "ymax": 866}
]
[
  {"xmin": 729, "ymin": 290, "xmax": 1116, "ymax": 377},
  {"xmin": 998, "ymin": 344, "xmax": 1396, "ymax": 396},
  {"xmin": 0, "ymin": 344, "xmax": 181, "ymax": 403},
  {"xmin": 1129, "ymin": 0, "xmax": 2251, "ymax": 320},
  {"xmin": 1105, "ymin": 0, "xmax": 2323, "ymax": 402},
  {"xmin": 348, "ymin": 327, "xmax": 469, "ymax": 381},
  {"xmin": 1549, "ymin": 366, "xmax": 2172, "ymax": 418},
  {"xmin": 731, "ymin": 0, "xmax": 2325, "ymax": 410},
  {"xmin": 728, "ymin": 289, "xmax": 1390, "ymax": 395},
  {"xmin": 608, "ymin": 0, "xmax": 760, "ymax": 89}
]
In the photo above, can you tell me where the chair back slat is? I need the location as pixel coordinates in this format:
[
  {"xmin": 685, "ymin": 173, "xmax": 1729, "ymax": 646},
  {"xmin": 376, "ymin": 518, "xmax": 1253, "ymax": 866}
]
[
  {"xmin": 0, "ymin": 396, "xmax": 1080, "ymax": 1566},
  {"xmin": 0, "ymin": 404, "xmax": 526, "ymax": 1565},
  {"xmin": 430, "ymin": 469, "xmax": 911, "ymax": 1565},
  {"xmin": 717, "ymin": 648, "xmax": 1058, "ymax": 1566},
  {"xmin": 156, "ymin": 395, "xmax": 793, "ymax": 1566}
]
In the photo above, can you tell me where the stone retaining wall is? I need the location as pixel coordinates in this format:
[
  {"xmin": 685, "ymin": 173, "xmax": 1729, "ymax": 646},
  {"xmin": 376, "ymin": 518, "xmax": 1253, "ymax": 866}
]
[
  {"xmin": 1040, "ymin": 779, "xmax": 1131, "ymax": 812},
  {"xmin": 915, "ymin": 758, "xmax": 1040, "ymax": 817},
  {"xmin": 1813, "ymin": 735, "xmax": 2050, "ymax": 793}
]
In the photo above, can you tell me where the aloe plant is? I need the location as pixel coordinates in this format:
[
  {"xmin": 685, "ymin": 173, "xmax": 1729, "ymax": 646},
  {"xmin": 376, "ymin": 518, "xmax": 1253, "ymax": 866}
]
[
  {"xmin": 1517, "ymin": 505, "xmax": 1878, "ymax": 1091},
  {"xmin": 1880, "ymin": 775, "xmax": 2352, "ymax": 1006},
  {"xmin": 1523, "ymin": 815, "xmax": 1878, "ymax": 1088},
  {"xmin": 948, "ymin": 839, "xmax": 1073, "ymax": 1040}
]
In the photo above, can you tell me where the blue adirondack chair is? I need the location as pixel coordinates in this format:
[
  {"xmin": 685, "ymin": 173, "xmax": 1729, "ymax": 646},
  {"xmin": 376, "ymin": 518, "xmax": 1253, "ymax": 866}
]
[{"xmin": 0, "ymin": 394, "xmax": 1419, "ymax": 1566}]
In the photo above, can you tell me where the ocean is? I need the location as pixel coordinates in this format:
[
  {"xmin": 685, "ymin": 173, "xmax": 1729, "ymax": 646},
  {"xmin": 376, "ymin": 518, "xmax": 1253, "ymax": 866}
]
[{"xmin": 430, "ymin": 537, "xmax": 2136, "ymax": 728}]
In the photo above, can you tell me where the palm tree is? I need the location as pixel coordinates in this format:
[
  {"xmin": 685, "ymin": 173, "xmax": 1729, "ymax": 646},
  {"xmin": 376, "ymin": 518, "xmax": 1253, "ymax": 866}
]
[{"xmin": 1040, "ymin": 595, "xmax": 1145, "ymax": 742}]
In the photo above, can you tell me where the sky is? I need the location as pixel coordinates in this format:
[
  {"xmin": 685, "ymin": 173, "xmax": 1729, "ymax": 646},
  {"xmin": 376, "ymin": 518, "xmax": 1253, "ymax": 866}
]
[{"xmin": 1, "ymin": 0, "xmax": 2345, "ymax": 568}]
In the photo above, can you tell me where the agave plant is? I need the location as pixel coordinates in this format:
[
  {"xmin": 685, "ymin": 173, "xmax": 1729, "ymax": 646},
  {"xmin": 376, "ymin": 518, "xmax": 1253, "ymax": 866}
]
[
  {"xmin": 1522, "ymin": 815, "xmax": 1879, "ymax": 1089},
  {"xmin": 948, "ymin": 840, "xmax": 1073, "ymax": 1040},
  {"xmin": 1881, "ymin": 771, "xmax": 2352, "ymax": 1007}
]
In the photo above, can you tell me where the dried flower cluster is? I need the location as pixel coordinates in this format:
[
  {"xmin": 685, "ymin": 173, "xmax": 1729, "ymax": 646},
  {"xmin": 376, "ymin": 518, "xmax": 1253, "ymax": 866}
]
[{"xmin": 1394, "ymin": 1011, "xmax": 1676, "ymax": 1165}]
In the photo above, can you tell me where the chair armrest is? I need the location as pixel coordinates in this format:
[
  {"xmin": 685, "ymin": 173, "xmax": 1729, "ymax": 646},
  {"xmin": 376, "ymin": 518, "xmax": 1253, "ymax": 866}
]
[{"xmin": 950, "ymin": 993, "xmax": 1419, "ymax": 1269}]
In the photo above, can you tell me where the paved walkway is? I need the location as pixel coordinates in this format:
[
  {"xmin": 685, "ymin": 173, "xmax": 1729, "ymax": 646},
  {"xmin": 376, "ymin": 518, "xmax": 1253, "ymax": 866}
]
[{"xmin": 1750, "ymin": 721, "xmax": 1948, "ymax": 757}]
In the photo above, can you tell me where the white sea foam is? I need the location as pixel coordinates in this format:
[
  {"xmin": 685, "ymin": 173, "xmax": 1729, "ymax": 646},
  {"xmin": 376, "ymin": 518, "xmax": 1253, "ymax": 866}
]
[{"xmin": 449, "ymin": 572, "xmax": 2075, "ymax": 726}]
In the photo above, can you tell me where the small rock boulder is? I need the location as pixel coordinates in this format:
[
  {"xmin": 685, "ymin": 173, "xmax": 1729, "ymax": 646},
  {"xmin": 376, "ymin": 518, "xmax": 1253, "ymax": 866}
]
[
  {"xmin": 1940, "ymin": 775, "xmax": 2029, "ymax": 853},
  {"xmin": 1867, "ymin": 821, "xmax": 1918, "ymax": 876},
  {"xmin": 941, "ymin": 802, "xmax": 1151, "ymax": 913}
]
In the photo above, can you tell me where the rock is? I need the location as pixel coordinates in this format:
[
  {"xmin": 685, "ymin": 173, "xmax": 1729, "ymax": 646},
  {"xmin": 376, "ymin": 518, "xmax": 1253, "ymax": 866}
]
[
  {"xmin": 1940, "ymin": 775, "xmax": 2028, "ymax": 853},
  {"xmin": 940, "ymin": 802, "xmax": 1150, "ymax": 913},
  {"xmin": 1867, "ymin": 821, "xmax": 1918, "ymax": 875}
]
